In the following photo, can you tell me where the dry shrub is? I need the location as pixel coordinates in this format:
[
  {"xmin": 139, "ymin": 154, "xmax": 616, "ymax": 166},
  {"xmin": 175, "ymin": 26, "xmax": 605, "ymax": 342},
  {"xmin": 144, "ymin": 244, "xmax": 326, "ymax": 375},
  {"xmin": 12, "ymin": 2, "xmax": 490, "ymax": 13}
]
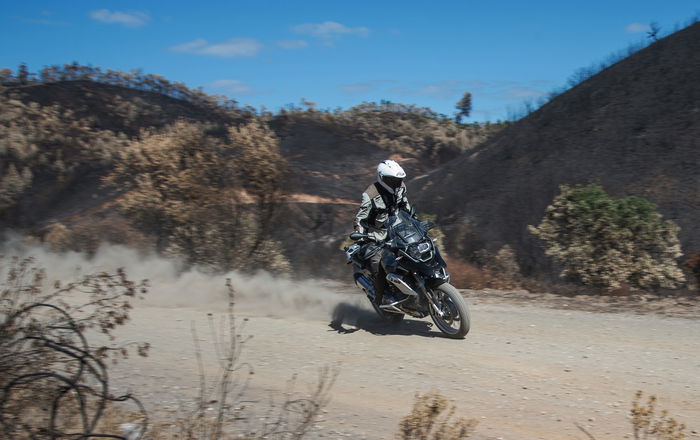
[
  {"xmin": 682, "ymin": 253, "xmax": 700, "ymax": 291},
  {"xmin": 529, "ymin": 184, "xmax": 686, "ymax": 291},
  {"xmin": 0, "ymin": 258, "xmax": 333, "ymax": 440},
  {"xmin": 142, "ymin": 280, "xmax": 336, "ymax": 440},
  {"xmin": 0, "ymin": 256, "xmax": 149, "ymax": 439},
  {"xmin": 445, "ymin": 257, "xmax": 495, "ymax": 289},
  {"xmin": 0, "ymin": 87, "xmax": 128, "ymax": 216},
  {"xmin": 105, "ymin": 120, "xmax": 290, "ymax": 273},
  {"xmin": 42, "ymin": 222, "xmax": 73, "ymax": 251},
  {"xmin": 577, "ymin": 391, "xmax": 690, "ymax": 440},
  {"xmin": 397, "ymin": 391, "xmax": 477, "ymax": 440},
  {"xmin": 491, "ymin": 245, "xmax": 521, "ymax": 283},
  {"xmin": 42, "ymin": 217, "xmax": 154, "ymax": 255},
  {"xmin": 630, "ymin": 391, "xmax": 687, "ymax": 440},
  {"xmin": 446, "ymin": 247, "xmax": 522, "ymax": 290}
]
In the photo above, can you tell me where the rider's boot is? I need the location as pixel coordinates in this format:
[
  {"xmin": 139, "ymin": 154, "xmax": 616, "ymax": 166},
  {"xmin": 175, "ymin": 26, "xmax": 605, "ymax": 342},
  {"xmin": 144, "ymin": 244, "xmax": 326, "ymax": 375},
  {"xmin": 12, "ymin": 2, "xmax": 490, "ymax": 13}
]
[
  {"xmin": 374, "ymin": 280, "xmax": 397, "ymax": 306},
  {"xmin": 373, "ymin": 279, "xmax": 384, "ymax": 306}
]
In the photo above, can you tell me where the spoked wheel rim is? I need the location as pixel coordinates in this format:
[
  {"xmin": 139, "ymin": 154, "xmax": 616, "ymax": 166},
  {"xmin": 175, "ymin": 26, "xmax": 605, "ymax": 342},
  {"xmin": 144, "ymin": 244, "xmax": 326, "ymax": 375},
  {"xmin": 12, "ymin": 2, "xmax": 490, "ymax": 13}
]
[{"xmin": 430, "ymin": 289, "xmax": 463, "ymax": 335}]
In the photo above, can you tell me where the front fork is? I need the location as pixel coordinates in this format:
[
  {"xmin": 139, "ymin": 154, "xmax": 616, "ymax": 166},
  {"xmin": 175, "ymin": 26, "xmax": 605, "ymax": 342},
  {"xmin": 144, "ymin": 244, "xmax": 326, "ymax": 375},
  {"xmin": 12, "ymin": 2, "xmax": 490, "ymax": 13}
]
[{"xmin": 413, "ymin": 273, "xmax": 445, "ymax": 318}]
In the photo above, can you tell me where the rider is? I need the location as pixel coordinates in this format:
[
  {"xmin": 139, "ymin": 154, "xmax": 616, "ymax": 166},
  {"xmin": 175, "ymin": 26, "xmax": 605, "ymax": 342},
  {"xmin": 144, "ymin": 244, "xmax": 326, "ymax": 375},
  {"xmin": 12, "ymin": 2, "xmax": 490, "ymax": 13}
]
[{"xmin": 354, "ymin": 159, "xmax": 412, "ymax": 306}]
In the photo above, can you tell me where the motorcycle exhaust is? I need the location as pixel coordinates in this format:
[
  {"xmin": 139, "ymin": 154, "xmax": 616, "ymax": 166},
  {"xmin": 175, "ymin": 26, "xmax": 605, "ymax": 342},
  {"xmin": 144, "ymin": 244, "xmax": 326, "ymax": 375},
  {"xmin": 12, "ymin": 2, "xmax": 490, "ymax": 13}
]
[
  {"xmin": 354, "ymin": 273, "xmax": 376, "ymax": 300},
  {"xmin": 386, "ymin": 273, "xmax": 418, "ymax": 297}
]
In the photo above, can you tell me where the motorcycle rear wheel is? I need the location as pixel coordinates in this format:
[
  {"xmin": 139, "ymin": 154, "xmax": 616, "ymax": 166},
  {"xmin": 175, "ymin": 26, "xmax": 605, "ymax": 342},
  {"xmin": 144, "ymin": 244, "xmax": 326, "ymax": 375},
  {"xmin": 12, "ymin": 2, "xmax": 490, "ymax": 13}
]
[{"xmin": 428, "ymin": 283, "xmax": 470, "ymax": 339}]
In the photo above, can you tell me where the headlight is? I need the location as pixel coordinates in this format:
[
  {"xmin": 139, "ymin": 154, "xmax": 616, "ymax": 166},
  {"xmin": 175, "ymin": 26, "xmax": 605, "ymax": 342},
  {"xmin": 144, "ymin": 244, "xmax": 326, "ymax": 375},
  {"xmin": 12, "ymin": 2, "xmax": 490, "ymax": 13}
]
[{"xmin": 407, "ymin": 240, "xmax": 433, "ymax": 262}]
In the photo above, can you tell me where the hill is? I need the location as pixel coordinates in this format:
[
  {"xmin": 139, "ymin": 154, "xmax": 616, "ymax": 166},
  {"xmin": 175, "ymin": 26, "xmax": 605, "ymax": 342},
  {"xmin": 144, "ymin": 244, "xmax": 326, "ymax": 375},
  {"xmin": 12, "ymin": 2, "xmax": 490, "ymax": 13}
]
[
  {"xmin": 1, "ymin": 69, "xmax": 502, "ymax": 278},
  {"xmin": 0, "ymin": 79, "xmax": 250, "ymax": 228},
  {"xmin": 413, "ymin": 22, "xmax": 700, "ymax": 282}
]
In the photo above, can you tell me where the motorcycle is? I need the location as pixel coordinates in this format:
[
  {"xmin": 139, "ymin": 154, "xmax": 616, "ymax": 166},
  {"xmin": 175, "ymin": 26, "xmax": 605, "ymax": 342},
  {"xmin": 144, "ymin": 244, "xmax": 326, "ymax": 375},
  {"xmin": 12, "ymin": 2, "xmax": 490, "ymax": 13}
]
[{"xmin": 344, "ymin": 209, "xmax": 470, "ymax": 339}]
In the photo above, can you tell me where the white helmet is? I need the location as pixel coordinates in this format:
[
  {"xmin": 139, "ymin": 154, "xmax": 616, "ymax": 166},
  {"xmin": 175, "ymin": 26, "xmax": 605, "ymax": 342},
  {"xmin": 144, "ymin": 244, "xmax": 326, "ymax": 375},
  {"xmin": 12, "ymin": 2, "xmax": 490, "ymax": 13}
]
[{"xmin": 376, "ymin": 159, "xmax": 406, "ymax": 193}]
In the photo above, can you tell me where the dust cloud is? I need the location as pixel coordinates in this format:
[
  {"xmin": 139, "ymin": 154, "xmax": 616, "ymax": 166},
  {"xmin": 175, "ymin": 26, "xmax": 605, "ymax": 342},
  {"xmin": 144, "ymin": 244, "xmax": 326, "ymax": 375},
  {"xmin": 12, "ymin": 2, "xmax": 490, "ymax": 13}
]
[{"xmin": 0, "ymin": 234, "xmax": 368, "ymax": 321}]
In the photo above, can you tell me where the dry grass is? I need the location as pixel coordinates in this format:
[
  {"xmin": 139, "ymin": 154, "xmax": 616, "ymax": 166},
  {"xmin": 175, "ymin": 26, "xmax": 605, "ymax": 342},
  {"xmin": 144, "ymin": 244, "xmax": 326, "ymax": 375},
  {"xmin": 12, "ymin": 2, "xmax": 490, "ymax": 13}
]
[
  {"xmin": 445, "ymin": 256, "xmax": 521, "ymax": 290},
  {"xmin": 630, "ymin": 391, "xmax": 687, "ymax": 440},
  {"xmin": 577, "ymin": 391, "xmax": 689, "ymax": 440},
  {"xmin": 0, "ymin": 256, "xmax": 149, "ymax": 439},
  {"xmin": 396, "ymin": 391, "xmax": 477, "ymax": 440},
  {"xmin": 94, "ymin": 279, "xmax": 338, "ymax": 440},
  {"xmin": 0, "ymin": 259, "xmax": 336, "ymax": 440}
]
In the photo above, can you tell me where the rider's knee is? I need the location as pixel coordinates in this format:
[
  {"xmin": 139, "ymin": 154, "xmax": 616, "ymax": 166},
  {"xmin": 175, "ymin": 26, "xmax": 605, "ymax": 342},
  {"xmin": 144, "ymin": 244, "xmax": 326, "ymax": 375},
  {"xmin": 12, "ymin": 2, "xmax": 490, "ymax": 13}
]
[{"xmin": 381, "ymin": 252, "xmax": 398, "ymax": 273}]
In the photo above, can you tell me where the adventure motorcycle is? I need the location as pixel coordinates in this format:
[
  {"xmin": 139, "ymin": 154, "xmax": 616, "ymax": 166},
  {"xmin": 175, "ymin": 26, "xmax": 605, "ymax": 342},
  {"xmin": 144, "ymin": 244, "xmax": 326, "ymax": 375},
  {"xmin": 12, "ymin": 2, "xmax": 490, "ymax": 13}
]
[{"xmin": 344, "ymin": 209, "xmax": 470, "ymax": 339}]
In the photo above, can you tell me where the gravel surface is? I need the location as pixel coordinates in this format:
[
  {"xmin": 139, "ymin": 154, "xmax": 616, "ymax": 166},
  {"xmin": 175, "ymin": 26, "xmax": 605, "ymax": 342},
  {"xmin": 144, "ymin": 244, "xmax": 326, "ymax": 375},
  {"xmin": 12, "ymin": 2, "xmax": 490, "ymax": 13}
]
[{"xmin": 105, "ymin": 289, "xmax": 700, "ymax": 439}]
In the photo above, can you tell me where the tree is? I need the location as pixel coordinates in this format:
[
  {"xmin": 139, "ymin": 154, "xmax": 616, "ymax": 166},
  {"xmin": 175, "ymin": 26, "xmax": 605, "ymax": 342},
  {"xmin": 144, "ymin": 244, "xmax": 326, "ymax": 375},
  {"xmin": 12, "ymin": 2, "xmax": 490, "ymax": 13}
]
[
  {"xmin": 0, "ymin": 68, "xmax": 13, "ymax": 84},
  {"xmin": 455, "ymin": 92, "xmax": 472, "ymax": 123},
  {"xmin": 647, "ymin": 21, "xmax": 661, "ymax": 41},
  {"xmin": 17, "ymin": 63, "xmax": 29, "ymax": 85},
  {"xmin": 105, "ymin": 120, "xmax": 290, "ymax": 273},
  {"xmin": 528, "ymin": 184, "xmax": 685, "ymax": 291}
]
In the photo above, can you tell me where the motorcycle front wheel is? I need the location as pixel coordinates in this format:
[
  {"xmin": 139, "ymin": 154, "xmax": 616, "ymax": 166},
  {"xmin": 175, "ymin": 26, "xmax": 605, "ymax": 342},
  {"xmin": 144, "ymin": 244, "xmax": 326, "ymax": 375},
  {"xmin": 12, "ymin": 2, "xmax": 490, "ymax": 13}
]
[{"xmin": 428, "ymin": 283, "xmax": 470, "ymax": 339}]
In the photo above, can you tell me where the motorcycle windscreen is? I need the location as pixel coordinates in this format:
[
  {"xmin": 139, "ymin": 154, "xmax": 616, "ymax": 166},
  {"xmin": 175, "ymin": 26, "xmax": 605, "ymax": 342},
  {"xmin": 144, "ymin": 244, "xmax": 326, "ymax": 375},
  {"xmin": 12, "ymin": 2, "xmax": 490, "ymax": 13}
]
[{"xmin": 388, "ymin": 211, "xmax": 425, "ymax": 245}]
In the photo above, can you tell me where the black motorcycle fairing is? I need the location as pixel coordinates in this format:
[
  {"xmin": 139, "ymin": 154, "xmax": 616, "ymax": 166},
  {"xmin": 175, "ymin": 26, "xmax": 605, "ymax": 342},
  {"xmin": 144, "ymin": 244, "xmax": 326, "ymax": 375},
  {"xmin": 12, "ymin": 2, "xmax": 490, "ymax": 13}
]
[
  {"xmin": 384, "ymin": 210, "xmax": 449, "ymax": 283},
  {"xmin": 347, "ymin": 209, "xmax": 450, "ymax": 307},
  {"xmin": 386, "ymin": 210, "xmax": 424, "ymax": 247},
  {"xmin": 345, "ymin": 209, "xmax": 469, "ymax": 338}
]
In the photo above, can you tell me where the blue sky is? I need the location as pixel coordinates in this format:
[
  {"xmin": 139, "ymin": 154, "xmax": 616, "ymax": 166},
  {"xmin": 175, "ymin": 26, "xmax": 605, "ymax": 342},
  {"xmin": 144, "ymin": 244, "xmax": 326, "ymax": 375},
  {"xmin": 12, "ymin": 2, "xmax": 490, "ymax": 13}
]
[{"xmin": 2, "ymin": 1, "xmax": 699, "ymax": 121}]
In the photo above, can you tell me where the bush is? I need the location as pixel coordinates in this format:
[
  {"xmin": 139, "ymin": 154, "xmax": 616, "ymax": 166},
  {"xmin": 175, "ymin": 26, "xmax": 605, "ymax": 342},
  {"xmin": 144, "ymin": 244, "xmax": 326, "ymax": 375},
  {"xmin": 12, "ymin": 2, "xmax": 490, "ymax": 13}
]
[
  {"xmin": 0, "ymin": 257, "xmax": 333, "ymax": 439},
  {"xmin": 630, "ymin": 391, "xmax": 687, "ymax": 440},
  {"xmin": 397, "ymin": 391, "xmax": 477, "ymax": 440},
  {"xmin": 155, "ymin": 280, "xmax": 337, "ymax": 440},
  {"xmin": 529, "ymin": 184, "xmax": 686, "ymax": 291},
  {"xmin": 579, "ymin": 391, "xmax": 689, "ymax": 440},
  {"xmin": 682, "ymin": 253, "xmax": 700, "ymax": 291},
  {"xmin": 0, "ymin": 256, "xmax": 149, "ymax": 439}
]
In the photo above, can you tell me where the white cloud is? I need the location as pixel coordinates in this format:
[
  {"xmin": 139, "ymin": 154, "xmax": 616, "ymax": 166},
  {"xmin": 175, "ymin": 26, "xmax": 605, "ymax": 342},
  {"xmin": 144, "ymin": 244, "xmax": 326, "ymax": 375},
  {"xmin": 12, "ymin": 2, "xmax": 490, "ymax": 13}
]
[
  {"xmin": 210, "ymin": 79, "xmax": 266, "ymax": 96},
  {"xmin": 339, "ymin": 83, "xmax": 373, "ymax": 94},
  {"xmin": 90, "ymin": 9, "xmax": 149, "ymax": 27},
  {"xmin": 292, "ymin": 21, "xmax": 370, "ymax": 44},
  {"xmin": 626, "ymin": 22, "xmax": 650, "ymax": 33},
  {"xmin": 19, "ymin": 17, "xmax": 70, "ymax": 26},
  {"xmin": 170, "ymin": 38, "xmax": 263, "ymax": 58},
  {"xmin": 276, "ymin": 39, "xmax": 309, "ymax": 50},
  {"xmin": 390, "ymin": 80, "xmax": 468, "ymax": 99},
  {"xmin": 501, "ymin": 86, "xmax": 547, "ymax": 100},
  {"xmin": 338, "ymin": 79, "xmax": 397, "ymax": 95},
  {"xmin": 16, "ymin": 10, "xmax": 69, "ymax": 25}
]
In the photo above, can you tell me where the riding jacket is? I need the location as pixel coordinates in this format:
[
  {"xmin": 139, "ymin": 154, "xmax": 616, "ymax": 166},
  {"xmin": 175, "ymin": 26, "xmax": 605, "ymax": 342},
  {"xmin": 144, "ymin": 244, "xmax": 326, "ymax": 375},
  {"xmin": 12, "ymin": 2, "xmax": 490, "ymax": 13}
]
[{"xmin": 354, "ymin": 181, "xmax": 412, "ymax": 242}]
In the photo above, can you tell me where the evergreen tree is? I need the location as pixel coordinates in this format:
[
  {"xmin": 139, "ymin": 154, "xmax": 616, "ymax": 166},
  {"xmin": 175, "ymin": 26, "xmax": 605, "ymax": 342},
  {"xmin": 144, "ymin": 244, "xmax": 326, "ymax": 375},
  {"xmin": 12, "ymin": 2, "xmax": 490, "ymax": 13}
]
[{"xmin": 455, "ymin": 92, "xmax": 472, "ymax": 123}]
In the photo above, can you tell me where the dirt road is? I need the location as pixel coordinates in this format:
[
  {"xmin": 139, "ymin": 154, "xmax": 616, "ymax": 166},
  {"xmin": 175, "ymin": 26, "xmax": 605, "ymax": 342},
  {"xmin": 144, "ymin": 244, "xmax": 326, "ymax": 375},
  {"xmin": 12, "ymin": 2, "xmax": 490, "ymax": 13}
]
[{"xmin": 108, "ymin": 287, "xmax": 700, "ymax": 440}]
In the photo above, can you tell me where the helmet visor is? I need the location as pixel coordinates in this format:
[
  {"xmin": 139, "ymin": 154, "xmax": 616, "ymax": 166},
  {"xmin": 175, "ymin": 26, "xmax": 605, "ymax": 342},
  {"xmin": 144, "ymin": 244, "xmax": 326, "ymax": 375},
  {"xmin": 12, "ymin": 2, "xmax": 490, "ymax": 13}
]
[{"xmin": 383, "ymin": 176, "xmax": 403, "ymax": 189}]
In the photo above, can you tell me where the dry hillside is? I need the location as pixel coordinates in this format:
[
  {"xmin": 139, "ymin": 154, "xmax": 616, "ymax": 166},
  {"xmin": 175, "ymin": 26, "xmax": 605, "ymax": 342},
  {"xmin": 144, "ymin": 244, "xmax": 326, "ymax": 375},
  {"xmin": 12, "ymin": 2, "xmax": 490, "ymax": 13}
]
[
  {"xmin": 414, "ymin": 22, "xmax": 700, "ymax": 281},
  {"xmin": 2, "ymin": 72, "xmax": 500, "ymax": 278}
]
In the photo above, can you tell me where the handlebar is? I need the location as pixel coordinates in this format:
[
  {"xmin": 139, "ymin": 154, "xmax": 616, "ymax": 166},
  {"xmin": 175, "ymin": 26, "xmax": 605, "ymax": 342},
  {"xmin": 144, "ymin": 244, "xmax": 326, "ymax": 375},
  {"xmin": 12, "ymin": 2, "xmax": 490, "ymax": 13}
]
[{"xmin": 350, "ymin": 232, "xmax": 369, "ymax": 241}]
